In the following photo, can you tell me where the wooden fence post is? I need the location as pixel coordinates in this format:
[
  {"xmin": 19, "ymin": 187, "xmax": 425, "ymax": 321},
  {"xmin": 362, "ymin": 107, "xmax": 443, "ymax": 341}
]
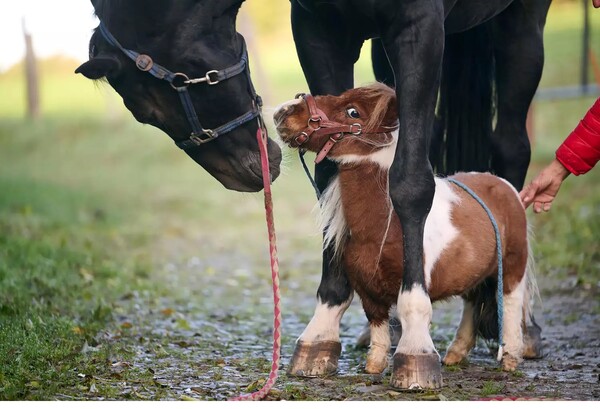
[{"xmin": 23, "ymin": 18, "xmax": 40, "ymax": 120}]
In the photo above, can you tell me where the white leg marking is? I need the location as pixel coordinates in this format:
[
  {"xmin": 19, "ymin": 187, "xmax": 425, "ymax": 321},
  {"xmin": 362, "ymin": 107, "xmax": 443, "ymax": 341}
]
[
  {"xmin": 298, "ymin": 295, "xmax": 353, "ymax": 343},
  {"xmin": 444, "ymin": 301, "xmax": 476, "ymax": 364},
  {"xmin": 394, "ymin": 286, "xmax": 437, "ymax": 355},
  {"xmin": 366, "ymin": 322, "xmax": 391, "ymax": 374},
  {"xmin": 501, "ymin": 275, "xmax": 526, "ymax": 361},
  {"xmin": 422, "ymin": 179, "xmax": 460, "ymax": 289}
]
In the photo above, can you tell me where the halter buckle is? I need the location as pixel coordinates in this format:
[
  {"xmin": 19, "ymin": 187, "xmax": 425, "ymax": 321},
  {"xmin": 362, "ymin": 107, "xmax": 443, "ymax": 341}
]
[
  {"xmin": 205, "ymin": 70, "xmax": 220, "ymax": 85},
  {"xmin": 135, "ymin": 54, "xmax": 154, "ymax": 72},
  {"xmin": 189, "ymin": 129, "xmax": 215, "ymax": 145},
  {"xmin": 351, "ymin": 123, "xmax": 362, "ymax": 135},
  {"xmin": 294, "ymin": 132, "xmax": 309, "ymax": 146}
]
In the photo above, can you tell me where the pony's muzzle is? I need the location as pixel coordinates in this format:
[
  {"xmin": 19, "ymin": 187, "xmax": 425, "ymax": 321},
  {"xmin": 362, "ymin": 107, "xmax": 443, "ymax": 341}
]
[{"xmin": 273, "ymin": 102, "xmax": 296, "ymax": 126}]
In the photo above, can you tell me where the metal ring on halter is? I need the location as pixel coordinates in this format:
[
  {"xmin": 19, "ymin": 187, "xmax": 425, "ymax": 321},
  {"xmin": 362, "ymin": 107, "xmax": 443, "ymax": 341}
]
[
  {"xmin": 351, "ymin": 123, "xmax": 362, "ymax": 135},
  {"xmin": 171, "ymin": 73, "xmax": 191, "ymax": 90},
  {"xmin": 308, "ymin": 117, "xmax": 321, "ymax": 130}
]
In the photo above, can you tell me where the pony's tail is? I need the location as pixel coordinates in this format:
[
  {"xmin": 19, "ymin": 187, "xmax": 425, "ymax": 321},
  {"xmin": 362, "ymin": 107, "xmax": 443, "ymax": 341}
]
[
  {"xmin": 523, "ymin": 224, "xmax": 539, "ymax": 323},
  {"xmin": 431, "ymin": 22, "xmax": 496, "ymax": 175},
  {"xmin": 471, "ymin": 277, "xmax": 499, "ymax": 341}
]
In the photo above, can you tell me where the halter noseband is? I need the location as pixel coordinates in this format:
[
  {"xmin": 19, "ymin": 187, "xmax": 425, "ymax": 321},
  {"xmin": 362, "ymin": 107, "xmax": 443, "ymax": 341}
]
[
  {"xmin": 292, "ymin": 93, "xmax": 398, "ymax": 164},
  {"xmin": 97, "ymin": 21, "xmax": 262, "ymax": 149}
]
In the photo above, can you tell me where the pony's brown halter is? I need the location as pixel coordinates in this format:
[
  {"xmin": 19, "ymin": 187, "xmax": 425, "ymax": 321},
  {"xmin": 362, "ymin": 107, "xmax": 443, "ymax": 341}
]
[{"xmin": 292, "ymin": 93, "xmax": 399, "ymax": 164}]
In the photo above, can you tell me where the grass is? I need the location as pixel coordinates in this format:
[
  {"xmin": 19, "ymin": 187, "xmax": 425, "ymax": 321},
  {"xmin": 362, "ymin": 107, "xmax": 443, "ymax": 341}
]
[
  {"xmin": 480, "ymin": 380, "xmax": 504, "ymax": 397},
  {"xmin": 0, "ymin": 1, "xmax": 598, "ymax": 400}
]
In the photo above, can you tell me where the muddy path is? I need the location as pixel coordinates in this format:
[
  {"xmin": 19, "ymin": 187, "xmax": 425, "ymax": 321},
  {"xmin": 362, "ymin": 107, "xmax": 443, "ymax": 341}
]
[{"xmin": 67, "ymin": 248, "xmax": 600, "ymax": 401}]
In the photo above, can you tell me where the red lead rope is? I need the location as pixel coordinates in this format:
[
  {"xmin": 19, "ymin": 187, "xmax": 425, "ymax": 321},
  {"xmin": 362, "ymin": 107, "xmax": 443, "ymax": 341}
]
[{"xmin": 229, "ymin": 125, "xmax": 282, "ymax": 401}]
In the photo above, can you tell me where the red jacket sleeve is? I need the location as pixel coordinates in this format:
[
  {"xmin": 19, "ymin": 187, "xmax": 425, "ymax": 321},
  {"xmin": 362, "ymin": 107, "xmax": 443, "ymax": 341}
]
[{"xmin": 556, "ymin": 97, "xmax": 600, "ymax": 175}]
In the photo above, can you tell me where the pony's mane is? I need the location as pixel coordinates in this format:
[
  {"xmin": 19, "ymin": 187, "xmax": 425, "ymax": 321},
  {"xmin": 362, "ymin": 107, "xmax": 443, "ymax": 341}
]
[
  {"xmin": 316, "ymin": 176, "xmax": 349, "ymax": 257},
  {"xmin": 358, "ymin": 82, "xmax": 397, "ymax": 133}
]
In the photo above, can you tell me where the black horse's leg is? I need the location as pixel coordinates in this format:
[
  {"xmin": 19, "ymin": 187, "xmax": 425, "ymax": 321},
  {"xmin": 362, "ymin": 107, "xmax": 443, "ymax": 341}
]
[
  {"xmin": 382, "ymin": 2, "xmax": 444, "ymax": 389},
  {"xmin": 490, "ymin": 0, "xmax": 550, "ymax": 359},
  {"xmin": 287, "ymin": 0, "xmax": 362, "ymax": 377},
  {"xmin": 371, "ymin": 38, "xmax": 395, "ymax": 88},
  {"xmin": 491, "ymin": 0, "xmax": 551, "ymax": 190}
]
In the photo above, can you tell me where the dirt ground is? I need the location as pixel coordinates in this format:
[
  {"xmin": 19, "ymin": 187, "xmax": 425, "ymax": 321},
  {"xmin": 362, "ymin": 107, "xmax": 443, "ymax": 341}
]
[{"xmin": 64, "ymin": 249, "xmax": 600, "ymax": 402}]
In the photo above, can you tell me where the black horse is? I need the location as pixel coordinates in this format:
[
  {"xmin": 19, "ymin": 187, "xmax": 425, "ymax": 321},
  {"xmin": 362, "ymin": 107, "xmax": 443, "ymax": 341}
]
[
  {"xmin": 287, "ymin": 0, "xmax": 550, "ymax": 389},
  {"xmin": 75, "ymin": 0, "xmax": 281, "ymax": 192}
]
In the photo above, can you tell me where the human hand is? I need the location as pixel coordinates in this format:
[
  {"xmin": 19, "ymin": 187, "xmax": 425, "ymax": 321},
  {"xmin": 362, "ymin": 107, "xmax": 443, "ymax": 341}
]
[
  {"xmin": 519, "ymin": 159, "xmax": 570, "ymax": 213},
  {"xmin": 594, "ymin": 0, "xmax": 600, "ymax": 9}
]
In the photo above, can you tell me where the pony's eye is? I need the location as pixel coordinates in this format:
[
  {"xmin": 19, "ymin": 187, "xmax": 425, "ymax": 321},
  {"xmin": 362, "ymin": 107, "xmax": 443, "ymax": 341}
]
[{"xmin": 346, "ymin": 107, "xmax": 360, "ymax": 119}]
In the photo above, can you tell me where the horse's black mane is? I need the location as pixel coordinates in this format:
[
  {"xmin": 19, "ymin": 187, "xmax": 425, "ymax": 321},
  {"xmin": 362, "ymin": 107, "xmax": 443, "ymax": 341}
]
[
  {"xmin": 92, "ymin": 0, "xmax": 244, "ymax": 22},
  {"xmin": 92, "ymin": 0, "xmax": 123, "ymax": 21}
]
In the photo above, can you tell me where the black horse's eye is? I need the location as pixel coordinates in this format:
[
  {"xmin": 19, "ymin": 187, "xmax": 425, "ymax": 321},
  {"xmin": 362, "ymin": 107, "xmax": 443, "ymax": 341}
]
[{"xmin": 346, "ymin": 107, "xmax": 360, "ymax": 119}]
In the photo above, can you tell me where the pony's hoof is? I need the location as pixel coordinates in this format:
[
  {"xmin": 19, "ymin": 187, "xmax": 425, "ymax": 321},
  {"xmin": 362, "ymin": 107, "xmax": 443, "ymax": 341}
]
[
  {"xmin": 365, "ymin": 354, "xmax": 388, "ymax": 374},
  {"xmin": 287, "ymin": 340, "xmax": 341, "ymax": 377},
  {"xmin": 501, "ymin": 353, "xmax": 521, "ymax": 372},
  {"xmin": 523, "ymin": 324, "xmax": 543, "ymax": 359},
  {"xmin": 356, "ymin": 318, "xmax": 402, "ymax": 349},
  {"xmin": 391, "ymin": 353, "xmax": 443, "ymax": 390},
  {"xmin": 442, "ymin": 350, "xmax": 465, "ymax": 366}
]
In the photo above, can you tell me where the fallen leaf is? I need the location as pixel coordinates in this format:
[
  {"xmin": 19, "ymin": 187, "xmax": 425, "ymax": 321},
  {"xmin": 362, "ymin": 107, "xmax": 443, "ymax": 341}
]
[
  {"xmin": 79, "ymin": 268, "xmax": 94, "ymax": 283},
  {"xmin": 120, "ymin": 322, "xmax": 133, "ymax": 329},
  {"xmin": 161, "ymin": 308, "xmax": 175, "ymax": 316},
  {"xmin": 27, "ymin": 381, "xmax": 40, "ymax": 388},
  {"xmin": 176, "ymin": 318, "xmax": 190, "ymax": 330}
]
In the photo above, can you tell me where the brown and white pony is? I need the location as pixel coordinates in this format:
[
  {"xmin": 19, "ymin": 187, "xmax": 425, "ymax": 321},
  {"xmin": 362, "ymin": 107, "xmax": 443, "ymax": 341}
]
[{"xmin": 274, "ymin": 83, "xmax": 534, "ymax": 379}]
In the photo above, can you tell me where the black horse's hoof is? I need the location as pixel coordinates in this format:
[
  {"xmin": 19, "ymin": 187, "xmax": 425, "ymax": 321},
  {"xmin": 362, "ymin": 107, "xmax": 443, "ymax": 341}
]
[
  {"xmin": 391, "ymin": 352, "xmax": 443, "ymax": 390},
  {"xmin": 523, "ymin": 323, "xmax": 544, "ymax": 359},
  {"xmin": 287, "ymin": 340, "xmax": 341, "ymax": 377}
]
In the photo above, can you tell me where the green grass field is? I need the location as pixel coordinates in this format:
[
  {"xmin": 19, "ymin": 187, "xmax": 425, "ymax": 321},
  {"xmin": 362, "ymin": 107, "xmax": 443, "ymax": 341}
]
[{"xmin": 0, "ymin": 1, "xmax": 598, "ymax": 400}]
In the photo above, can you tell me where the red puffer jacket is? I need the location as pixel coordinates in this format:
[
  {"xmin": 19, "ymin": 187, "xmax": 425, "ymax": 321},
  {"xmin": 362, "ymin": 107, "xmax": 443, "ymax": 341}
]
[{"xmin": 556, "ymin": 97, "xmax": 600, "ymax": 175}]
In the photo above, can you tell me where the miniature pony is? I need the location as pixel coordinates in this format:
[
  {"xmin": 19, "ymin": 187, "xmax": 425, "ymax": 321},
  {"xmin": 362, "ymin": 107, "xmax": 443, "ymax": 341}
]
[{"xmin": 274, "ymin": 83, "xmax": 534, "ymax": 381}]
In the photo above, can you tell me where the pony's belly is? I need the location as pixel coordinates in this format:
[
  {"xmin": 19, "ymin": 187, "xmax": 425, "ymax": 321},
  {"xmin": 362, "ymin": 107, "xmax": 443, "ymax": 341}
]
[{"xmin": 345, "ymin": 263, "xmax": 401, "ymax": 307}]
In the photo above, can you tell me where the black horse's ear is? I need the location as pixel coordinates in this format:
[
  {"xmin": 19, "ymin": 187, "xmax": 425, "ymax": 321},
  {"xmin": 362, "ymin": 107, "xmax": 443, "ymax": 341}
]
[{"xmin": 75, "ymin": 56, "xmax": 120, "ymax": 80}]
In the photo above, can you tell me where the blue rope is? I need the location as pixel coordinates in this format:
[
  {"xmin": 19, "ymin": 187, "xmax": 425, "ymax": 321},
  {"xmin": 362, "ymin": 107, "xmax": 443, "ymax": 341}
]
[{"xmin": 447, "ymin": 178, "xmax": 504, "ymax": 354}]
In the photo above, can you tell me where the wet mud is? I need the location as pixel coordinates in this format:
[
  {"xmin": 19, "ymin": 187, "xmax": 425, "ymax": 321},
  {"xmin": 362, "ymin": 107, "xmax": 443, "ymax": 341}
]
[{"xmin": 71, "ymin": 253, "xmax": 600, "ymax": 401}]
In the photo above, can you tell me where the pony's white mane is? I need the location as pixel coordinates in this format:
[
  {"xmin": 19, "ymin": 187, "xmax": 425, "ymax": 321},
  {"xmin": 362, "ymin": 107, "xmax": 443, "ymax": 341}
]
[
  {"xmin": 315, "ymin": 130, "xmax": 398, "ymax": 257},
  {"xmin": 316, "ymin": 176, "xmax": 349, "ymax": 257}
]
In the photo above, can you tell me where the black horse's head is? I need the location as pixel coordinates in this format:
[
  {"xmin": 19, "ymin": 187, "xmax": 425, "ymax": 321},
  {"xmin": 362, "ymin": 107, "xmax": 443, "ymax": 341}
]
[{"xmin": 76, "ymin": 0, "xmax": 281, "ymax": 192}]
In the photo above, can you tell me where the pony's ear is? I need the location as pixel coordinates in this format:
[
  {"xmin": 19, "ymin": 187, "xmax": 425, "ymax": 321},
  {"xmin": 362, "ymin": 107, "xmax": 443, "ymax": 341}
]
[{"xmin": 75, "ymin": 56, "xmax": 120, "ymax": 80}]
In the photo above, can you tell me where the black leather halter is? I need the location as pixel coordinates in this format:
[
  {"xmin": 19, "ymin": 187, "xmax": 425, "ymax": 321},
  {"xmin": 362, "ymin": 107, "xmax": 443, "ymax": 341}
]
[{"xmin": 97, "ymin": 21, "xmax": 262, "ymax": 150}]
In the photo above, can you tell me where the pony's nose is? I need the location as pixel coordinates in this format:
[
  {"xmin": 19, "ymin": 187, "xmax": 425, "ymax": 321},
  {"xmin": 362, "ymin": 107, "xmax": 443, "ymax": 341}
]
[{"xmin": 273, "ymin": 103, "xmax": 295, "ymax": 125}]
